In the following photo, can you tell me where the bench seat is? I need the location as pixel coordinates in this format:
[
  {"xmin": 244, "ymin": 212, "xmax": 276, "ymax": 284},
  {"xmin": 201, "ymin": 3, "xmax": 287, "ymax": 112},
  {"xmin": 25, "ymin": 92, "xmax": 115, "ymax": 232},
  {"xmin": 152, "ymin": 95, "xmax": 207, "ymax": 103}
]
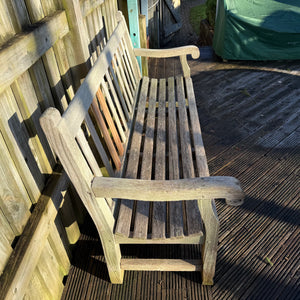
[
  {"xmin": 40, "ymin": 11, "xmax": 244, "ymax": 285},
  {"xmin": 115, "ymin": 76, "xmax": 205, "ymax": 242}
]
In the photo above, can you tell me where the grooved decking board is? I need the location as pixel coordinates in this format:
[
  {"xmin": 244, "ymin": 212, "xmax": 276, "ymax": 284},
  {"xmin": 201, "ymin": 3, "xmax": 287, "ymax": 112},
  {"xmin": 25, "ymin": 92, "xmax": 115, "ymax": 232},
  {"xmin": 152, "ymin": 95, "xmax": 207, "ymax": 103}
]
[{"xmin": 62, "ymin": 49, "xmax": 300, "ymax": 299}]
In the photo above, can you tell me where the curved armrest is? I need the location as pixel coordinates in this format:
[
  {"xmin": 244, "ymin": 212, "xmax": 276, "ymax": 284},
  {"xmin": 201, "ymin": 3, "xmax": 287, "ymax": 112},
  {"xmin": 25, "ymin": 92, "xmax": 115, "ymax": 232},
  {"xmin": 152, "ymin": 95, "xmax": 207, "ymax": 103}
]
[
  {"xmin": 134, "ymin": 46, "xmax": 200, "ymax": 77},
  {"xmin": 92, "ymin": 176, "xmax": 244, "ymax": 203},
  {"xmin": 134, "ymin": 46, "xmax": 200, "ymax": 59}
]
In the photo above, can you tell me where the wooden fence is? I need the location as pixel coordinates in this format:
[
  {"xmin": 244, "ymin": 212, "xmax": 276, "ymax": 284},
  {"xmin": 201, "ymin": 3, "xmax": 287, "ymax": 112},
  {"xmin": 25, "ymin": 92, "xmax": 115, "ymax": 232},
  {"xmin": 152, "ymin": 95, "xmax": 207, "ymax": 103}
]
[{"xmin": 0, "ymin": 0, "xmax": 118, "ymax": 298}]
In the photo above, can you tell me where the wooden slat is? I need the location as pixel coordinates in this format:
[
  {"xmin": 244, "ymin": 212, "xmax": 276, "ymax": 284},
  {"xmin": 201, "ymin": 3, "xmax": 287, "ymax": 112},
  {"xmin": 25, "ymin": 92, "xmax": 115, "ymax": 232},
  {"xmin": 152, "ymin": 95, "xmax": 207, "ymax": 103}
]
[
  {"xmin": 92, "ymin": 6, "xmax": 106, "ymax": 51},
  {"xmin": 108, "ymin": 64, "xmax": 132, "ymax": 117},
  {"xmin": 133, "ymin": 79, "xmax": 158, "ymax": 239},
  {"xmin": 115, "ymin": 77, "xmax": 149, "ymax": 237},
  {"xmin": 96, "ymin": 88, "xmax": 124, "ymax": 156},
  {"xmin": 84, "ymin": 114, "xmax": 114, "ymax": 176},
  {"xmin": 0, "ymin": 132, "xmax": 31, "ymax": 235},
  {"xmin": 105, "ymin": 71, "xmax": 129, "ymax": 136},
  {"xmin": 185, "ymin": 77, "xmax": 209, "ymax": 176},
  {"xmin": 0, "ymin": 10, "xmax": 69, "ymax": 93},
  {"xmin": 176, "ymin": 76, "xmax": 203, "ymax": 236},
  {"xmin": 120, "ymin": 37, "xmax": 138, "ymax": 89},
  {"xmin": 117, "ymin": 46, "xmax": 136, "ymax": 95},
  {"xmin": 115, "ymin": 234, "xmax": 203, "ymax": 244},
  {"xmin": 76, "ymin": 129, "xmax": 102, "ymax": 177},
  {"xmin": 0, "ymin": 168, "xmax": 69, "ymax": 300},
  {"xmin": 152, "ymin": 79, "xmax": 167, "ymax": 239},
  {"xmin": 116, "ymin": 47, "xmax": 135, "ymax": 96},
  {"xmin": 121, "ymin": 259, "xmax": 202, "ymax": 271},
  {"xmin": 0, "ymin": 90, "xmax": 43, "ymax": 203},
  {"xmin": 80, "ymin": 0, "xmax": 104, "ymax": 18},
  {"xmin": 62, "ymin": 19, "xmax": 127, "ymax": 137},
  {"xmin": 102, "ymin": 75, "xmax": 127, "ymax": 142},
  {"xmin": 85, "ymin": 10, "xmax": 98, "ymax": 63},
  {"xmin": 114, "ymin": 51, "xmax": 134, "ymax": 105},
  {"xmin": 91, "ymin": 97, "xmax": 122, "ymax": 170},
  {"xmin": 92, "ymin": 176, "xmax": 244, "ymax": 202},
  {"xmin": 11, "ymin": 72, "xmax": 54, "ymax": 174},
  {"xmin": 167, "ymin": 77, "xmax": 184, "ymax": 238}
]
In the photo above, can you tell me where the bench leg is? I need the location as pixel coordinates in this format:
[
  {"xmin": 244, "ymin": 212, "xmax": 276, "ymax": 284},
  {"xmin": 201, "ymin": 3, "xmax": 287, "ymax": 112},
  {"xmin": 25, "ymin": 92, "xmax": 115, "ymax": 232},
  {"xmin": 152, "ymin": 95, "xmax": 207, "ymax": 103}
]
[
  {"xmin": 198, "ymin": 199, "xmax": 219, "ymax": 285},
  {"xmin": 101, "ymin": 238, "xmax": 124, "ymax": 283}
]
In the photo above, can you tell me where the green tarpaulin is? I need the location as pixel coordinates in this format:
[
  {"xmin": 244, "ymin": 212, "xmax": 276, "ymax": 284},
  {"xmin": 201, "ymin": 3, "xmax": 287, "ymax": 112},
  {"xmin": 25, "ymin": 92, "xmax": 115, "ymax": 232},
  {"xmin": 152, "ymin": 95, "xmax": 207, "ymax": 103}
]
[{"xmin": 213, "ymin": 0, "xmax": 300, "ymax": 60}]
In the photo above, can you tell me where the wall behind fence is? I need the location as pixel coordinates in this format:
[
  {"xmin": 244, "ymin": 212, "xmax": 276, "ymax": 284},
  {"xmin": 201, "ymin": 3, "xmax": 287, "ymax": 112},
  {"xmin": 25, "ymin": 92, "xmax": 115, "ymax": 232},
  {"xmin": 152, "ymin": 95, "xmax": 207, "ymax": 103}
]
[{"xmin": 0, "ymin": 0, "xmax": 118, "ymax": 299}]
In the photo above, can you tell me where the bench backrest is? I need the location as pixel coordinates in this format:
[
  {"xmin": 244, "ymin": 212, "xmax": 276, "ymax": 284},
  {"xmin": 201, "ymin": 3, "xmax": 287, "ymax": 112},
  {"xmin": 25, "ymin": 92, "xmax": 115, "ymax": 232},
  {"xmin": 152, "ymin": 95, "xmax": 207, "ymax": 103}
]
[{"xmin": 40, "ymin": 12, "xmax": 141, "ymax": 232}]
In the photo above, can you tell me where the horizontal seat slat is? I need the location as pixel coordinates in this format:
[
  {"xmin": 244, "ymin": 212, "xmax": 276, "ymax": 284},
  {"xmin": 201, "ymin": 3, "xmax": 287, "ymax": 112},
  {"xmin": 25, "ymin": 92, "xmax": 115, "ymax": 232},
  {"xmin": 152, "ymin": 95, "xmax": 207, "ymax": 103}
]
[
  {"xmin": 152, "ymin": 79, "xmax": 167, "ymax": 239},
  {"xmin": 115, "ymin": 77, "xmax": 149, "ymax": 237},
  {"xmin": 133, "ymin": 78, "xmax": 158, "ymax": 239},
  {"xmin": 176, "ymin": 76, "xmax": 203, "ymax": 236},
  {"xmin": 168, "ymin": 77, "xmax": 184, "ymax": 239},
  {"xmin": 114, "ymin": 76, "xmax": 208, "ymax": 240},
  {"xmin": 185, "ymin": 77, "xmax": 209, "ymax": 177}
]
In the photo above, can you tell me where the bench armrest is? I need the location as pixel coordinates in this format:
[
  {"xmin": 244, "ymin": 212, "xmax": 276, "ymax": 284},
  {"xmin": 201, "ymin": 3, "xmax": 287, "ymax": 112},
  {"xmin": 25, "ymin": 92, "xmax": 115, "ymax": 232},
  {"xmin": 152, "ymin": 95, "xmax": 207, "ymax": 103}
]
[
  {"xmin": 134, "ymin": 46, "xmax": 200, "ymax": 77},
  {"xmin": 133, "ymin": 46, "xmax": 200, "ymax": 59},
  {"xmin": 92, "ymin": 176, "xmax": 244, "ymax": 205}
]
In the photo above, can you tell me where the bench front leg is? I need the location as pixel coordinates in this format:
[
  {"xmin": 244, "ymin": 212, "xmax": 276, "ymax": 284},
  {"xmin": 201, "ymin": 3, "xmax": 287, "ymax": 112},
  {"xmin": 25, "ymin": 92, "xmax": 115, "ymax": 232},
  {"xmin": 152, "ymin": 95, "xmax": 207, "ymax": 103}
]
[{"xmin": 198, "ymin": 199, "xmax": 219, "ymax": 285}]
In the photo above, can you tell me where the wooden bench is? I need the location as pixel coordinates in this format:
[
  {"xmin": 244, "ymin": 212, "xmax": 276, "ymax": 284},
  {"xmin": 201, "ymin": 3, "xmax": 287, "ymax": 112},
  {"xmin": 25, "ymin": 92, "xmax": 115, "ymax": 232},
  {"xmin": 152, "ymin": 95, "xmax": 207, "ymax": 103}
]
[{"xmin": 40, "ymin": 11, "xmax": 244, "ymax": 285}]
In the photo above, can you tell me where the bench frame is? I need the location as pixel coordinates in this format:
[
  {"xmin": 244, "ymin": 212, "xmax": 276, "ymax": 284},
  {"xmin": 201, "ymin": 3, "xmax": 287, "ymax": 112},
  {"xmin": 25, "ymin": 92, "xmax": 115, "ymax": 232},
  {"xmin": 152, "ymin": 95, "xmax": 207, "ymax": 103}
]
[{"xmin": 40, "ymin": 12, "xmax": 244, "ymax": 285}]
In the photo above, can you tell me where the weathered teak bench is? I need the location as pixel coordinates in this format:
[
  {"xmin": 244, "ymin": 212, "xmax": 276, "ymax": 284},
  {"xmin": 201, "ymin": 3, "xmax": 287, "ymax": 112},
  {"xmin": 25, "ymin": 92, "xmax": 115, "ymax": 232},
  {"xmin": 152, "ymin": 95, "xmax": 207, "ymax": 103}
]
[{"xmin": 40, "ymin": 12, "xmax": 244, "ymax": 285}]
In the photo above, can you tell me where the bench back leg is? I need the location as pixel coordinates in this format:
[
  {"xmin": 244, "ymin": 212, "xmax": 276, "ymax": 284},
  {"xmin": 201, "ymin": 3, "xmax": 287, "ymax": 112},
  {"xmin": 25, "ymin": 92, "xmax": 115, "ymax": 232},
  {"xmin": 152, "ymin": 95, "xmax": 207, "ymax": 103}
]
[
  {"xmin": 102, "ymin": 239, "xmax": 124, "ymax": 284},
  {"xmin": 198, "ymin": 199, "xmax": 219, "ymax": 285}
]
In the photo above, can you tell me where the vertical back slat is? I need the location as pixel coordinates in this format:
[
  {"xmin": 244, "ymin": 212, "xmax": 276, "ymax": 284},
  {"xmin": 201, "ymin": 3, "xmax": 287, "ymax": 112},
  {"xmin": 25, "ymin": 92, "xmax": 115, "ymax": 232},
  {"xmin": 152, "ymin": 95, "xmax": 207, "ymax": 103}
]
[
  {"xmin": 91, "ymin": 97, "xmax": 122, "ymax": 170},
  {"xmin": 114, "ymin": 52, "xmax": 134, "ymax": 105},
  {"xmin": 96, "ymin": 88, "xmax": 124, "ymax": 156},
  {"xmin": 101, "ymin": 78, "xmax": 126, "ymax": 143},
  {"xmin": 105, "ymin": 71, "xmax": 129, "ymax": 131},
  {"xmin": 84, "ymin": 114, "xmax": 114, "ymax": 176},
  {"xmin": 76, "ymin": 129, "xmax": 102, "ymax": 177},
  {"xmin": 108, "ymin": 65, "xmax": 132, "ymax": 117}
]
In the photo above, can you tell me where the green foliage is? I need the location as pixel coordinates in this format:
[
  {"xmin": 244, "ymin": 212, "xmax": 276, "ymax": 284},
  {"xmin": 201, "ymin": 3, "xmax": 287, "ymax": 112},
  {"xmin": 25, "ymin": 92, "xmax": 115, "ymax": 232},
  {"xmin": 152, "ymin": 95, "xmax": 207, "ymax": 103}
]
[
  {"xmin": 206, "ymin": 0, "xmax": 217, "ymax": 28},
  {"xmin": 189, "ymin": 4, "xmax": 207, "ymax": 35},
  {"xmin": 189, "ymin": 0, "xmax": 217, "ymax": 36}
]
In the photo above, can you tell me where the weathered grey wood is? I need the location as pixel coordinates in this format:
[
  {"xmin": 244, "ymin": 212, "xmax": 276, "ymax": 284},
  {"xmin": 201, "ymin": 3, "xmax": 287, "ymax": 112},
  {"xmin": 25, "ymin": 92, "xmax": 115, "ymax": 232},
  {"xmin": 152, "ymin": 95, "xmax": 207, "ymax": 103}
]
[
  {"xmin": 40, "ymin": 108, "xmax": 123, "ymax": 284},
  {"xmin": 104, "ymin": 72, "xmax": 128, "ymax": 140},
  {"xmin": 11, "ymin": 72, "xmax": 55, "ymax": 174},
  {"xmin": 115, "ymin": 234, "xmax": 203, "ymax": 244},
  {"xmin": 0, "ymin": 90, "xmax": 43, "ymax": 203},
  {"xmin": 0, "ymin": 132, "xmax": 31, "ymax": 236},
  {"xmin": 167, "ymin": 77, "xmax": 184, "ymax": 238},
  {"xmin": 121, "ymin": 259, "xmax": 202, "ymax": 271},
  {"xmin": 185, "ymin": 77, "xmax": 210, "ymax": 176},
  {"xmin": 61, "ymin": 0, "xmax": 91, "ymax": 89},
  {"xmin": 152, "ymin": 79, "xmax": 167, "ymax": 239},
  {"xmin": 0, "ymin": 168, "xmax": 69, "ymax": 300},
  {"xmin": 133, "ymin": 46, "xmax": 200, "ymax": 59},
  {"xmin": 80, "ymin": 0, "xmax": 104, "ymax": 18},
  {"xmin": 92, "ymin": 176, "xmax": 245, "ymax": 201},
  {"xmin": 0, "ymin": 10, "xmax": 69, "ymax": 93},
  {"xmin": 176, "ymin": 76, "xmax": 202, "ymax": 236},
  {"xmin": 133, "ymin": 79, "xmax": 157, "ymax": 239},
  {"xmin": 101, "ymin": 77, "xmax": 126, "ymax": 142},
  {"xmin": 63, "ymin": 19, "xmax": 127, "ymax": 137},
  {"xmin": 84, "ymin": 114, "xmax": 115, "ymax": 176},
  {"xmin": 39, "ymin": 10, "xmax": 245, "ymax": 285},
  {"xmin": 115, "ymin": 77, "xmax": 150, "ymax": 238}
]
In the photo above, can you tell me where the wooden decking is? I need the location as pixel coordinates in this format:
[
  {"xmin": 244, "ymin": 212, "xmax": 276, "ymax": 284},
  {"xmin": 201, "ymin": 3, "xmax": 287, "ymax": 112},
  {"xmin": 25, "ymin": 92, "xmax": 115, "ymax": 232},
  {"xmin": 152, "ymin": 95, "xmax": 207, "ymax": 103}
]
[{"xmin": 62, "ymin": 49, "xmax": 300, "ymax": 299}]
